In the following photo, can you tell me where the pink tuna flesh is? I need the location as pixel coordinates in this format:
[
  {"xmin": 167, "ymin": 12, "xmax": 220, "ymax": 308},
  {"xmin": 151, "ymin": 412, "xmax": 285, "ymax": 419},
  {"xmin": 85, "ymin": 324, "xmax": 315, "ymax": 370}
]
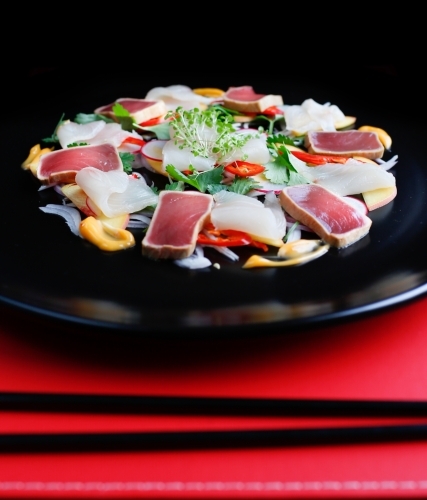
[
  {"xmin": 280, "ymin": 184, "xmax": 372, "ymax": 248},
  {"xmin": 37, "ymin": 143, "xmax": 123, "ymax": 185},
  {"xmin": 224, "ymin": 86, "xmax": 266, "ymax": 102},
  {"xmin": 95, "ymin": 98, "xmax": 159, "ymax": 115},
  {"xmin": 305, "ymin": 130, "xmax": 384, "ymax": 159},
  {"xmin": 142, "ymin": 191, "xmax": 213, "ymax": 260}
]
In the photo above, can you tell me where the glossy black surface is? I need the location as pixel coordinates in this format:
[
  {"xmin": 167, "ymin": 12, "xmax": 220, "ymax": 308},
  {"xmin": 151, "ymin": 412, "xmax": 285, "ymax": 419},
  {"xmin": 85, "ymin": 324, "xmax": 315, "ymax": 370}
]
[{"xmin": 2, "ymin": 66, "xmax": 426, "ymax": 336}]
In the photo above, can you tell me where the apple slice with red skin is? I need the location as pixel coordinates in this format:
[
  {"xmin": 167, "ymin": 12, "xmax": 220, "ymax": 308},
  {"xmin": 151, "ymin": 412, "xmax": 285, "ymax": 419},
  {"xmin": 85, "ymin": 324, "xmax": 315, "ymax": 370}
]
[{"xmin": 362, "ymin": 186, "xmax": 397, "ymax": 211}]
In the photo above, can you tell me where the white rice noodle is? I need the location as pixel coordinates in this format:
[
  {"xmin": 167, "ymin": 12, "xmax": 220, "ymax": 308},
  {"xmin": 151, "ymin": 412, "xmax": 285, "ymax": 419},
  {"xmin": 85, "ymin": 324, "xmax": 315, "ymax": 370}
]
[
  {"xmin": 174, "ymin": 245, "xmax": 212, "ymax": 269},
  {"xmin": 39, "ymin": 204, "xmax": 82, "ymax": 237},
  {"xmin": 75, "ymin": 167, "xmax": 159, "ymax": 218}
]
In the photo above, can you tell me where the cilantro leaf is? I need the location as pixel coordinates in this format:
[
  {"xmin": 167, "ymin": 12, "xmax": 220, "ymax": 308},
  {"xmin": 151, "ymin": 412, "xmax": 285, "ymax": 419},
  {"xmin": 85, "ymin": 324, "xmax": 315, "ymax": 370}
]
[
  {"xmin": 111, "ymin": 103, "xmax": 135, "ymax": 132},
  {"xmin": 263, "ymin": 134, "xmax": 310, "ymax": 185},
  {"xmin": 165, "ymin": 181, "xmax": 185, "ymax": 191},
  {"xmin": 74, "ymin": 113, "xmax": 115, "ymax": 124},
  {"xmin": 134, "ymin": 121, "xmax": 171, "ymax": 140},
  {"xmin": 119, "ymin": 152, "xmax": 135, "ymax": 174},
  {"xmin": 227, "ymin": 177, "xmax": 261, "ymax": 195},
  {"xmin": 165, "ymin": 164, "xmax": 225, "ymax": 193},
  {"xmin": 42, "ymin": 112, "xmax": 66, "ymax": 144},
  {"xmin": 267, "ymin": 134, "xmax": 296, "ymax": 147},
  {"xmin": 112, "ymin": 103, "xmax": 131, "ymax": 118}
]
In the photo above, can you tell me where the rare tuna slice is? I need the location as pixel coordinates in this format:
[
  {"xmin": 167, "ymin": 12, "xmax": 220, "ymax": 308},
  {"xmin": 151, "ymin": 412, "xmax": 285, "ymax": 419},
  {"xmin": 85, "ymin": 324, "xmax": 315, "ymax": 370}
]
[
  {"xmin": 142, "ymin": 191, "xmax": 213, "ymax": 260},
  {"xmin": 304, "ymin": 130, "xmax": 384, "ymax": 159},
  {"xmin": 37, "ymin": 143, "xmax": 123, "ymax": 185},
  {"xmin": 223, "ymin": 86, "xmax": 284, "ymax": 114},
  {"xmin": 279, "ymin": 184, "xmax": 372, "ymax": 248},
  {"xmin": 95, "ymin": 98, "xmax": 167, "ymax": 124}
]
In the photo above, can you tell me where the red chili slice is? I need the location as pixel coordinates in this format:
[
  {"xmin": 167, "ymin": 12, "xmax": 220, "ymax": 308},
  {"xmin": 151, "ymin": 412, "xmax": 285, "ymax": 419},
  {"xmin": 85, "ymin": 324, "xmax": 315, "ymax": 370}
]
[
  {"xmin": 261, "ymin": 106, "xmax": 284, "ymax": 116},
  {"xmin": 138, "ymin": 116, "xmax": 164, "ymax": 127},
  {"xmin": 197, "ymin": 226, "xmax": 269, "ymax": 251},
  {"xmin": 291, "ymin": 150, "xmax": 348, "ymax": 165},
  {"xmin": 224, "ymin": 161, "xmax": 265, "ymax": 177},
  {"xmin": 197, "ymin": 229, "xmax": 252, "ymax": 247},
  {"xmin": 121, "ymin": 136, "xmax": 146, "ymax": 147}
]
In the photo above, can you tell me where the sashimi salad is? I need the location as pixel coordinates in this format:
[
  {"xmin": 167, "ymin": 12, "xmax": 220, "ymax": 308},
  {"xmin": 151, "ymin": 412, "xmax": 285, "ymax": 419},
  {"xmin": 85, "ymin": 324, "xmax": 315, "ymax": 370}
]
[{"xmin": 22, "ymin": 84, "xmax": 398, "ymax": 269}]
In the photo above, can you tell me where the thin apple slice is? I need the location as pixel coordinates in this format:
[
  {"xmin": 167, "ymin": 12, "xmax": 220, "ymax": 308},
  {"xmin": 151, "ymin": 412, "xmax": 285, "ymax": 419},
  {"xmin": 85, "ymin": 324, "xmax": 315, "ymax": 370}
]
[
  {"xmin": 141, "ymin": 140, "xmax": 167, "ymax": 175},
  {"xmin": 362, "ymin": 186, "xmax": 397, "ymax": 211},
  {"xmin": 335, "ymin": 116, "xmax": 356, "ymax": 129}
]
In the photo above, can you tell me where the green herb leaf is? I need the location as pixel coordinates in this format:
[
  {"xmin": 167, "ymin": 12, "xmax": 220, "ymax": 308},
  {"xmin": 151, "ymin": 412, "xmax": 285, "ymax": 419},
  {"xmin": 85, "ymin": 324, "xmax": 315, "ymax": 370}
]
[
  {"xmin": 67, "ymin": 142, "xmax": 88, "ymax": 148},
  {"xmin": 111, "ymin": 103, "xmax": 135, "ymax": 131},
  {"xmin": 119, "ymin": 152, "xmax": 135, "ymax": 174},
  {"xmin": 284, "ymin": 221, "xmax": 300, "ymax": 242},
  {"xmin": 165, "ymin": 181, "xmax": 185, "ymax": 191},
  {"xmin": 165, "ymin": 164, "xmax": 225, "ymax": 193},
  {"xmin": 112, "ymin": 103, "xmax": 131, "ymax": 118},
  {"xmin": 134, "ymin": 121, "xmax": 171, "ymax": 140},
  {"xmin": 42, "ymin": 113, "xmax": 66, "ymax": 144},
  {"xmin": 227, "ymin": 177, "xmax": 261, "ymax": 195},
  {"xmin": 74, "ymin": 113, "xmax": 115, "ymax": 124}
]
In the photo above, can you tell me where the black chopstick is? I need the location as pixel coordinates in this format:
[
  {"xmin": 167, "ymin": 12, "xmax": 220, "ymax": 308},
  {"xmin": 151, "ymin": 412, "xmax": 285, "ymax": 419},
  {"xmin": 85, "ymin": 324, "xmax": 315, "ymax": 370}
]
[
  {"xmin": 1, "ymin": 392, "xmax": 427, "ymax": 417},
  {"xmin": 2, "ymin": 424, "xmax": 427, "ymax": 453}
]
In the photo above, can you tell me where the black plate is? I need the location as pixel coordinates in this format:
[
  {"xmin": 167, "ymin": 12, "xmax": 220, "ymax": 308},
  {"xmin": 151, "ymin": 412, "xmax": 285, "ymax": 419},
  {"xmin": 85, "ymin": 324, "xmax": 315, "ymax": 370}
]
[{"xmin": 2, "ymin": 66, "xmax": 427, "ymax": 337}]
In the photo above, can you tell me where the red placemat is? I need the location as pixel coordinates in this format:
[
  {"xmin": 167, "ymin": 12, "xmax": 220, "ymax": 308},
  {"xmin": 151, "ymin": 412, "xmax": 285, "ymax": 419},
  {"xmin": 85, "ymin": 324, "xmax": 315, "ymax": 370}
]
[{"xmin": 1, "ymin": 298, "xmax": 427, "ymax": 499}]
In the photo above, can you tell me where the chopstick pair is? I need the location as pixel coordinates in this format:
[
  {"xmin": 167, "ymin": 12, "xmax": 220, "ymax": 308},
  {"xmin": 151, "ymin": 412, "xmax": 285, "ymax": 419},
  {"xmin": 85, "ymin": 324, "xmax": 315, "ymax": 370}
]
[{"xmin": 1, "ymin": 392, "xmax": 427, "ymax": 453}]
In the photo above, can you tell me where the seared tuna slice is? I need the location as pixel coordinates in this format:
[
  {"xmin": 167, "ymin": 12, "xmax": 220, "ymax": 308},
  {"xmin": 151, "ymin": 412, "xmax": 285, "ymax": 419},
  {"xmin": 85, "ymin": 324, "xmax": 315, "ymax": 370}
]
[
  {"xmin": 223, "ymin": 86, "xmax": 283, "ymax": 114},
  {"xmin": 95, "ymin": 98, "xmax": 167, "ymax": 124},
  {"xmin": 142, "ymin": 191, "xmax": 213, "ymax": 260},
  {"xmin": 279, "ymin": 184, "xmax": 372, "ymax": 248},
  {"xmin": 37, "ymin": 143, "xmax": 123, "ymax": 185},
  {"xmin": 304, "ymin": 130, "xmax": 384, "ymax": 160}
]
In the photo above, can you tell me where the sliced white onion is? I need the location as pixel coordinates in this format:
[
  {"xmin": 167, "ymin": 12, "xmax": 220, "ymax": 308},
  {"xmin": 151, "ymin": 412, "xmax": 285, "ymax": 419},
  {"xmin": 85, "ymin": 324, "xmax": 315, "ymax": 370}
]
[
  {"xmin": 263, "ymin": 192, "xmax": 287, "ymax": 239},
  {"xmin": 174, "ymin": 245, "xmax": 212, "ymax": 269},
  {"xmin": 207, "ymin": 245, "xmax": 239, "ymax": 261},
  {"xmin": 127, "ymin": 213, "xmax": 152, "ymax": 229},
  {"xmin": 377, "ymin": 155, "xmax": 398, "ymax": 171},
  {"xmin": 285, "ymin": 227, "xmax": 302, "ymax": 242},
  {"xmin": 39, "ymin": 204, "xmax": 82, "ymax": 237}
]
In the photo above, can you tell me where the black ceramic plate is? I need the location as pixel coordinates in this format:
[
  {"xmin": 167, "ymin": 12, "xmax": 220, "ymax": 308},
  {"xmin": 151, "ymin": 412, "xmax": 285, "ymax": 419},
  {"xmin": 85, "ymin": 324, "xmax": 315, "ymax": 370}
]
[{"xmin": 2, "ymin": 67, "xmax": 426, "ymax": 336}]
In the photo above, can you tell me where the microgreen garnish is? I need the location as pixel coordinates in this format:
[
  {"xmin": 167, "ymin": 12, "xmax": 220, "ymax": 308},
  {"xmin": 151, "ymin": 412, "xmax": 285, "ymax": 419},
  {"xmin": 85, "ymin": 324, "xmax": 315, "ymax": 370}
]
[
  {"xmin": 67, "ymin": 142, "xmax": 88, "ymax": 148},
  {"xmin": 165, "ymin": 107, "xmax": 252, "ymax": 163}
]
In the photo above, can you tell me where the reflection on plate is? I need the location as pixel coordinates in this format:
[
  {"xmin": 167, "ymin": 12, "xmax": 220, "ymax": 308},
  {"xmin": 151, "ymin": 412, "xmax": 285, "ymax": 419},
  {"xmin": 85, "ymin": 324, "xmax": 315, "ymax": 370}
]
[{"xmin": 2, "ymin": 69, "xmax": 427, "ymax": 336}]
